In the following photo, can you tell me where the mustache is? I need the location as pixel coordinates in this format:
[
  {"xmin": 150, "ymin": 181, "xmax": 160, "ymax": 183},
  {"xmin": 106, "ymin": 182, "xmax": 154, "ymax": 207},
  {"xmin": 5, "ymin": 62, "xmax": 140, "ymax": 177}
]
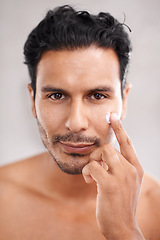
[{"xmin": 52, "ymin": 132, "xmax": 100, "ymax": 147}]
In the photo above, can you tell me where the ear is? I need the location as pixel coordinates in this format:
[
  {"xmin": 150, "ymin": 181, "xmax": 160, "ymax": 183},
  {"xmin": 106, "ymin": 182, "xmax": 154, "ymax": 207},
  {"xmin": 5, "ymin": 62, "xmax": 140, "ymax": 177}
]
[
  {"xmin": 28, "ymin": 84, "xmax": 37, "ymax": 118},
  {"xmin": 120, "ymin": 83, "xmax": 132, "ymax": 120}
]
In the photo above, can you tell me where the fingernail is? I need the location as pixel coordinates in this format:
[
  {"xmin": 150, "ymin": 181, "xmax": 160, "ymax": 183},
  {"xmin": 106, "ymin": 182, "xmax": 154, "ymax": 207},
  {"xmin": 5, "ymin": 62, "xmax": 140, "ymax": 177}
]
[
  {"xmin": 112, "ymin": 113, "xmax": 120, "ymax": 121},
  {"xmin": 105, "ymin": 112, "xmax": 111, "ymax": 124}
]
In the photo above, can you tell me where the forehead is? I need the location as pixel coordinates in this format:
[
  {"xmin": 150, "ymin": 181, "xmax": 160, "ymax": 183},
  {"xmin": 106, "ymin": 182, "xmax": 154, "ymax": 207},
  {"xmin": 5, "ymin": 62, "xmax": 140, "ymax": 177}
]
[{"xmin": 36, "ymin": 47, "xmax": 121, "ymax": 91}]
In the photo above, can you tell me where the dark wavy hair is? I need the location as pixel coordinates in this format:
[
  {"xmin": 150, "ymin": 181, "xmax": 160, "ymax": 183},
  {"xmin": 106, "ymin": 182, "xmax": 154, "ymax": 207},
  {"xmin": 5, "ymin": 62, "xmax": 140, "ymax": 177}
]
[{"xmin": 24, "ymin": 5, "xmax": 132, "ymax": 99}]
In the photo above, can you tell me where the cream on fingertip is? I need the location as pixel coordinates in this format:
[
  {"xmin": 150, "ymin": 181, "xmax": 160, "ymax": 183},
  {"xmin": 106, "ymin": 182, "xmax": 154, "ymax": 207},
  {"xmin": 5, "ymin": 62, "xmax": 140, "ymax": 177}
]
[{"xmin": 105, "ymin": 112, "xmax": 111, "ymax": 124}]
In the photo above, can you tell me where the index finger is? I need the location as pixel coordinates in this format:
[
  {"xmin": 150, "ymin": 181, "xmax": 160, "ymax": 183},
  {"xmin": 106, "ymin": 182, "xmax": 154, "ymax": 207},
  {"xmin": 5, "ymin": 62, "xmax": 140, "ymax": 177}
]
[{"xmin": 110, "ymin": 113, "xmax": 139, "ymax": 168}]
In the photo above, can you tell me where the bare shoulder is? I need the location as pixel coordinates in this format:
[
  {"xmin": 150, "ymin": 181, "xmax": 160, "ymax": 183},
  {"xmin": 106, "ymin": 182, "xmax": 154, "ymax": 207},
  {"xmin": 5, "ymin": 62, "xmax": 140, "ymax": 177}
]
[
  {"xmin": 141, "ymin": 173, "xmax": 160, "ymax": 219},
  {"xmin": 0, "ymin": 152, "xmax": 48, "ymax": 192},
  {"xmin": 0, "ymin": 153, "xmax": 40, "ymax": 179},
  {"xmin": 137, "ymin": 173, "xmax": 160, "ymax": 240},
  {"xmin": 141, "ymin": 173, "xmax": 160, "ymax": 201}
]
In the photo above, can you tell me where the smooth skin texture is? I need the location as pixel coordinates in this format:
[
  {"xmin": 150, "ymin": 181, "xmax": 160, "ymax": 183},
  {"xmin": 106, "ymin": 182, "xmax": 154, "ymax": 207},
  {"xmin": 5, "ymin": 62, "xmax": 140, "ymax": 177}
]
[{"xmin": 0, "ymin": 47, "xmax": 160, "ymax": 240}]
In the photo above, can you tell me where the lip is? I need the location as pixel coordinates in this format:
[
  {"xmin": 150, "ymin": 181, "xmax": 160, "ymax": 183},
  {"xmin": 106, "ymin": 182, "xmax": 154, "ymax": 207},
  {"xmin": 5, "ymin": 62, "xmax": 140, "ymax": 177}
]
[{"xmin": 59, "ymin": 142, "xmax": 95, "ymax": 154}]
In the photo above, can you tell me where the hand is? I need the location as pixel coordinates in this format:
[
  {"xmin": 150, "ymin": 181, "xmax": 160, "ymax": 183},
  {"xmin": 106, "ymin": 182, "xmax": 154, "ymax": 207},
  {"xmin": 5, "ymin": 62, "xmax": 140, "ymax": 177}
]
[{"xmin": 82, "ymin": 113, "xmax": 145, "ymax": 240}]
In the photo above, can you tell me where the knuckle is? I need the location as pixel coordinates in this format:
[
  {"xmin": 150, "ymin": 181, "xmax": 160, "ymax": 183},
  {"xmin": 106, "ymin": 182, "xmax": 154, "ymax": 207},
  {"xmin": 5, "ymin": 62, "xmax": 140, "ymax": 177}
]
[
  {"xmin": 83, "ymin": 160, "xmax": 100, "ymax": 176},
  {"xmin": 125, "ymin": 136, "xmax": 132, "ymax": 145},
  {"xmin": 89, "ymin": 160, "xmax": 99, "ymax": 170},
  {"xmin": 119, "ymin": 136, "xmax": 132, "ymax": 147},
  {"xmin": 115, "ymin": 121, "xmax": 123, "ymax": 133}
]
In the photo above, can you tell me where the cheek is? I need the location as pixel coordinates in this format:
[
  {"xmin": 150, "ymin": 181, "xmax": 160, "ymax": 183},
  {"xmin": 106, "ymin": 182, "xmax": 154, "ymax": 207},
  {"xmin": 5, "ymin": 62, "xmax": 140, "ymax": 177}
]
[
  {"xmin": 35, "ymin": 102, "xmax": 65, "ymax": 134},
  {"xmin": 90, "ymin": 109, "xmax": 111, "ymax": 142},
  {"xmin": 88, "ymin": 100, "xmax": 122, "ymax": 142}
]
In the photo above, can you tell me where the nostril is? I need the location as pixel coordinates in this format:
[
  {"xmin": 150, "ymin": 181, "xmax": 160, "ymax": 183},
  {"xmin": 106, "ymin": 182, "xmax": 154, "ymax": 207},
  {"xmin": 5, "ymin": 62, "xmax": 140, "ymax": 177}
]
[{"xmin": 65, "ymin": 113, "xmax": 88, "ymax": 133}]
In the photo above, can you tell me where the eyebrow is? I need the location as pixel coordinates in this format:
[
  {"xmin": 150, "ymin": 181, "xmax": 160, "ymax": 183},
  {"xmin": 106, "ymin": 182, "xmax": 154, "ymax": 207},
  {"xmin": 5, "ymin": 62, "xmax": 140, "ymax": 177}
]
[
  {"xmin": 88, "ymin": 86, "xmax": 114, "ymax": 93},
  {"xmin": 40, "ymin": 85, "xmax": 114, "ymax": 94},
  {"xmin": 41, "ymin": 86, "xmax": 68, "ymax": 94}
]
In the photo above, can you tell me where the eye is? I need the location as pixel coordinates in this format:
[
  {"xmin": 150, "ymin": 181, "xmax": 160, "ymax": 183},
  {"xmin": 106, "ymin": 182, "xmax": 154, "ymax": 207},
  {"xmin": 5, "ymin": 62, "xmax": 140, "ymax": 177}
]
[
  {"xmin": 90, "ymin": 93, "xmax": 106, "ymax": 100},
  {"xmin": 50, "ymin": 93, "xmax": 65, "ymax": 100}
]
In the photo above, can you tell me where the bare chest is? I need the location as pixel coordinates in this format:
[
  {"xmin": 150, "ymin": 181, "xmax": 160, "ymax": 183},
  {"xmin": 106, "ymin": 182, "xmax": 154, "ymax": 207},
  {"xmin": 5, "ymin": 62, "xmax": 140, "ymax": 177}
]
[
  {"xmin": 0, "ymin": 194, "xmax": 105, "ymax": 240},
  {"xmin": 0, "ymin": 190, "xmax": 152, "ymax": 240}
]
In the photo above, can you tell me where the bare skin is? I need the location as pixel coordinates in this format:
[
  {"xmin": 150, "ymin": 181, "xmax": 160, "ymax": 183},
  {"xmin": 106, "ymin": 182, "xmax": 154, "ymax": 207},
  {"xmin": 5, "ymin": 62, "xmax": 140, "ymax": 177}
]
[
  {"xmin": 0, "ymin": 153, "xmax": 159, "ymax": 240},
  {"xmin": 0, "ymin": 47, "xmax": 160, "ymax": 239}
]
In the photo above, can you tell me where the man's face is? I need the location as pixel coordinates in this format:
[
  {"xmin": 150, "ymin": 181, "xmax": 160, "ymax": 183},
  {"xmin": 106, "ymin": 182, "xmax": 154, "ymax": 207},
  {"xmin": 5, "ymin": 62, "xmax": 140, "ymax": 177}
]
[{"xmin": 29, "ymin": 47, "xmax": 129, "ymax": 174}]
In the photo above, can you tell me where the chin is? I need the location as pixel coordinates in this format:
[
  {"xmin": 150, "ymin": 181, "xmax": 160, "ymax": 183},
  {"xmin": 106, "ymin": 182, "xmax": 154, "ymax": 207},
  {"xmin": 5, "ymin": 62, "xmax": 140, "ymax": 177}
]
[
  {"xmin": 52, "ymin": 152, "xmax": 90, "ymax": 175},
  {"xmin": 56, "ymin": 162, "xmax": 84, "ymax": 175}
]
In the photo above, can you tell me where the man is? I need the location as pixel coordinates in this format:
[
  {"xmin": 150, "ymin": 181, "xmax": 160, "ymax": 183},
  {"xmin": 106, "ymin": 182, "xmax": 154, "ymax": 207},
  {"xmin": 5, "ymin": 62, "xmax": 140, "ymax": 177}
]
[{"xmin": 0, "ymin": 5, "xmax": 160, "ymax": 240}]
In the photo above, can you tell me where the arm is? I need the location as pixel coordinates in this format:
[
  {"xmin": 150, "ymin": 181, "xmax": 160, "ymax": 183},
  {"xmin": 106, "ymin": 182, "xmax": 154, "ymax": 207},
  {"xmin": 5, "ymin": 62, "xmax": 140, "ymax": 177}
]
[{"xmin": 82, "ymin": 113, "xmax": 145, "ymax": 240}]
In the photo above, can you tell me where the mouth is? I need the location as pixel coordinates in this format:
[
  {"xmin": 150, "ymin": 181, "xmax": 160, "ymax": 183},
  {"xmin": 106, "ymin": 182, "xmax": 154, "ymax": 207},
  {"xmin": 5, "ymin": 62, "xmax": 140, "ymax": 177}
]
[{"xmin": 59, "ymin": 142, "xmax": 95, "ymax": 155}]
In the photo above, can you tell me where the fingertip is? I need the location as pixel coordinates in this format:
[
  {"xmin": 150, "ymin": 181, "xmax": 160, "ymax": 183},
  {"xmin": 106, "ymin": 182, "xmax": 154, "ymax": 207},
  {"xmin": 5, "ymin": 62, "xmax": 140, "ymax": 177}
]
[
  {"xmin": 82, "ymin": 165, "xmax": 94, "ymax": 184},
  {"xmin": 110, "ymin": 112, "xmax": 120, "ymax": 122},
  {"xmin": 110, "ymin": 113, "xmax": 123, "ymax": 136},
  {"xmin": 83, "ymin": 175, "xmax": 94, "ymax": 184}
]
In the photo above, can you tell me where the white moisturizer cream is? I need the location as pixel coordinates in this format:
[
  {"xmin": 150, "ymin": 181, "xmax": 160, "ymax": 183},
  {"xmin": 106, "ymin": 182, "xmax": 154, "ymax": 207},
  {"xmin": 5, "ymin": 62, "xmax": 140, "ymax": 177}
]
[{"xmin": 105, "ymin": 112, "xmax": 111, "ymax": 124}]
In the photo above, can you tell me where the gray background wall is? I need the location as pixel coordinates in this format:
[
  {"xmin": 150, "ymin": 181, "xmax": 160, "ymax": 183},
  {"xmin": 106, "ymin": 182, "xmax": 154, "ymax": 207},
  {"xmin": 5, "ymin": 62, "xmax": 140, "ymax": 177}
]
[{"xmin": 0, "ymin": 0, "xmax": 160, "ymax": 180}]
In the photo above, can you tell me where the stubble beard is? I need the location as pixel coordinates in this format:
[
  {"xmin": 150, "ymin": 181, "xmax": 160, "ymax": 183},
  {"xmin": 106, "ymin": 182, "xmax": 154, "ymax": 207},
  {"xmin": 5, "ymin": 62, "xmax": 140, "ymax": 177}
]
[{"xmin": 36, "ymin": 120, "xmax": 101, "ymax": 175}]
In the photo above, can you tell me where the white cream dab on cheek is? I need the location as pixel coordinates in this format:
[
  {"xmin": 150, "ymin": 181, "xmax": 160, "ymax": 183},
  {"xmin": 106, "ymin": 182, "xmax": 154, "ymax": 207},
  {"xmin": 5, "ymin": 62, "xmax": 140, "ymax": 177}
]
[{"xmin": 105, "ymin": 112, "xmax": 111, "ymax": 124}]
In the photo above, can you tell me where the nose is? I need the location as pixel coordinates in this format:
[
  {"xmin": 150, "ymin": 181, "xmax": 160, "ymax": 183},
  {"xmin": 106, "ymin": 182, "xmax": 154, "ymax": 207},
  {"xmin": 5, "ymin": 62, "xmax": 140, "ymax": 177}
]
[{"xmin": 65, "ymin": 100, "xmax": 89, "ymax": 133}]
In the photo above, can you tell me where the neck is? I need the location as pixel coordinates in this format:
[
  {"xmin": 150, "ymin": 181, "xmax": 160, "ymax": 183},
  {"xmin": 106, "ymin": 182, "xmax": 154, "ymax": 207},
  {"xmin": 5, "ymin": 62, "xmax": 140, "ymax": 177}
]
[{"xmin": 38, "ymin": 152, "xmax": 97, "ymax": 201}]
